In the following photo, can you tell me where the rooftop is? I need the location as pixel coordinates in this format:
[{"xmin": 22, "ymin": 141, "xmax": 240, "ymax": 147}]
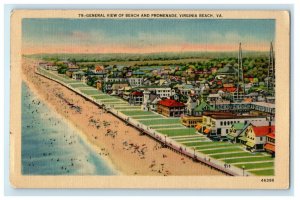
[
  {"xmin": 158, "ymin": 99, "xmax": 185, "ymax": 107},
  {"xmin": 252, "ymin": 126, "xmax": 275, "ymax": 137}
]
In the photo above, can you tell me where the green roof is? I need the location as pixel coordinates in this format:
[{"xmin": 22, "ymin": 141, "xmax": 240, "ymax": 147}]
[
  {"xmin": 232, "ymin": 123, "xmax": 245, "ymax": 130},
  {"xmin": 194, "ymin": 101, "xmax": 214, "ymax": 112}
]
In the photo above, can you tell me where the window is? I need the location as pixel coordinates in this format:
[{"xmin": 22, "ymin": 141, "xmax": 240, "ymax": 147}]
[
  {"xmin": 221, "ymin": 121, "xmax": 223, "ymax": 126},
  {"xmin": 260, "ymin": 137, "xmax": 263, "ymax": 141}
]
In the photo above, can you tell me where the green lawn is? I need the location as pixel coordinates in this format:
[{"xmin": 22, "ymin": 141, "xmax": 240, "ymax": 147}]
[
  {"xmin": 174, "ymin": 137, "xmax": 206, "ymax": 142},
  {"xmin": 93, "ymin": 96, "xmax": 116, "ymax": 100},
  {"xmin": 182, "ymin": 141, "xmax": 216, "ymax": 147},
  {"xmin": 69, "ymin": 83, "xmax": 88, "ymax": 88},
  {"xmin": 134, "ymin": 116, "xmax": 164, "ymax": 120},
  {"xmin": 210, "ymin": 152, "xmax": 257, "ymax": 159},
  {"xmin": 152, "ymin": 124, "xmax": 185, "ymax": 130},
  {"xmin": 79, "ymin": 89, "xmax": 100, "ymax": 95},
  {"xmin": 158, "ymin": 128, "xmax": 198, "ymax": 137},
  {"xmin": 251, "ymin": 169, "xmax": 274, "ymax": 176},
  {"xmin": 235, "ymin": 162, "xmax": 274, "ymax": 170},
  {"xmin": 102, "ymin": 100, "xmax": 125, "ymax": 103},
  {"xmin": 121, "ymin": 111, "xmax": 155, "ymax": 116},
  {"xmin": 223, "ymin": 156, "xmax": 274, "ymax": 164},
  {"xmin": 195, "ymin": 143, "xmax": 240, "ymax": 150},
  {"xmin": 140, "ymin": 118, "xmax": 181, "ymax": 126},
  {"xmin": 200, "ymin": 147, "xmax": 242, "ymax": 154}
]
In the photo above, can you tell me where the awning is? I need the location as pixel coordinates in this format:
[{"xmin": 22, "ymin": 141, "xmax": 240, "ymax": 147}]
[
  {"xmin": 195, "ymin": 124, "xmax": 202, "ymax": 130},
  {"xmin": 239, "ymin": 136, "xmax": 248, "ymax": 142},
  {"xmin": 264, "ymin": 143, "xmax": 275, "ymax": 152},
  {"xmin": 204, "ymin": 128, "xmax": 211, "ymax": 134},
  {"xmin": 226, "ymin": 134, "xmax": 235, "ymax": 140},
  {"xmin": 246, "ymin": 141, "xmax": 255, "ymax": 148}
]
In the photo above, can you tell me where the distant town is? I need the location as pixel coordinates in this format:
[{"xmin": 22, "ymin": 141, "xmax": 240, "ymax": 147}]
[{"xmin": 36, "ymin": 43, "xmax": 276, "ymax": 176}]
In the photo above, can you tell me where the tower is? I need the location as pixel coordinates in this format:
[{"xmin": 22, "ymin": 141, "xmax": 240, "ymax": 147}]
[
  {"xmin": 141, "ymin": 89, "xmax": 151, "ymax": 111},
  {"xmin": 267, "ymin": 42, "xmax": 275, "ymax": 96}
]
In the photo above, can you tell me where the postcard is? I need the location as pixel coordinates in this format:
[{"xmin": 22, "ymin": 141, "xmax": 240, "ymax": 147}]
[{"xmin": 10, "ymin": 9, "xmax": 290, "ymax": 189}]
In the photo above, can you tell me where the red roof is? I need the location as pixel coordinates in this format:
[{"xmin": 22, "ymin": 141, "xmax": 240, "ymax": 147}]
[
  {"xmin": 131, "ymin": 91, "xmax": 143, "ymax": 96},
  {"xmin": 158, "ymin": 99, "xmax": 185, "ymax": 107},
  {"xmin": 252, "ymin": 126, "xmax": 275, "ymax": 137},
  {"xmin": 220, "ymin": 87, "xmax": 237, "ymax": 93},
  {"xmin": 267, "ymin": 133, "xmax": 275, "ymax": 139}
]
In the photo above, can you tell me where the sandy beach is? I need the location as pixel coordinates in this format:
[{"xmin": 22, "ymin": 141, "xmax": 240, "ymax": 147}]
[{"xmin": 22, "ymin": 58, "xmax": 224, "ymax": 176}]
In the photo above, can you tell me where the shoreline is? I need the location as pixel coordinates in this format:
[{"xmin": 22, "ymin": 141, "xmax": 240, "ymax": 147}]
[
  {"xmin": 22, "ymin": 78, "xmax": 121, "ymax": 175},
  {"xmin": 22, "ymin": 58, "xmax": 224, "ymax": 176}
]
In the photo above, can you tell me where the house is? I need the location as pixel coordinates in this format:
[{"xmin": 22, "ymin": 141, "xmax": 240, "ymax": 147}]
[
  {"xmin": 135, "ymin": 86, "xmax": 175, "ymax": 99},
  {"xmin": 226, "ymin": 123, "xmax": 248, "ymax": 143},
  {"xmin": 185, "ymin": 94, "xmax": 199, "ymax": 116},
  {"xmin": 121, "ymin": 87, "xmax": 132, "ymax": 100},
  {"xmin": 207, "ymin": 93, "xmax": 222, "ymax": 103},
  {"xmin": 72, "ymin": 71, "xmax": 85, "ymax": 81},
  {"xmin": 193, "ymin": 101, "xmax": 214, "ymax": 116},
  {"xmin": 141, "ymin": 90, "xmax": 161, "ymax": 111},
  {"xmin": 181, "ymin": 115, "xmax": 202, "ymax": 127},
  {"xmin": 157, "ymin": 99, "xmax": 185, "ymax": 117},
  {"xmin": 244, "ymin": 125, "xmax": 275, "ymax": 152},
  {"xmin": 129, "ymin": 91, "xmax": 143, "ymax": 105},
  {"xmin": 177, "ymin": 84, "xmax": 194, "ymax": 96},
  {"xmin": 155, "ymin": 79, "xmax": 170, "ymax": 86},
  {"xmin": 128, "ymin": 78, "xmax": 143, "ymax": 87},
  {"xmin": 104, "ymin": 77, "xmax": 126, "ymax": 83},
  {"xmin": 264, "ymin": 133, "xmax": 275, "ymax": 157},
  {"xmin": 111, "ymin": 83, "xmax": 129, "ymax": 96},
  {"xmin": 66, "ymin": 65, "xmax": 80, "ymax": 77}
]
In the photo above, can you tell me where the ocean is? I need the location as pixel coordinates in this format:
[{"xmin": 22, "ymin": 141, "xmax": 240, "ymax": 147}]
[{"xmin": 21, "ymin": 82, "xmax": 116, "ymax": 175}]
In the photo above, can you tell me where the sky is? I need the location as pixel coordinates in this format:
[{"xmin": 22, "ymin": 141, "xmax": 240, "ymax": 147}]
[{"xmin": 22, "ymin": 18, "xmax": 275, "ymax": 54}]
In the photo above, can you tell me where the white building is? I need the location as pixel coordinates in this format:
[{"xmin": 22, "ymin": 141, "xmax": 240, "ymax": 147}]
[
  {"xmin": 104, "ymin": 77, "xmax": 126, "ymax": 83},
  {"xmin": 128, "ymin": 78, "xmax": 144, "ymax": 87}
]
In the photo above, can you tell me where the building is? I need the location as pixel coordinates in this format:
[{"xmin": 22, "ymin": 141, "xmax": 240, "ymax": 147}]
[
  {"xmin": 111, "ymin": 83, "xmax": 129, "ymax": 95},
  {"xmin": 197, "ymin": 112, "xmax": 267, "ymax": 140},
  {"xmin": 135, "ymin": 86, "xmax": 175, "ymax": 99},
  {"xmin": 244, "ymin": 125, "xmax": 275, "ymax": 152},
  {"xmin": 129, "ymin": 91, "xmax": 143, "ymax": 105},
  {"xmin": 226, "ymin": 123, "xmax": 247, "ymax": 143},
  {"xmin": 185, "ymin": 94, "xmax": 199, "ymax": 115},
  {"xmin": 207, "ymin": 93, "xmax": 222, "ymax": 103},
  {"xmin": 157, "ymin": 99, "xmax": 185, "ymax": 117},
  {"xmin": 141, "ymin": 90, "xmax": 161, "ymax": 111},
  {"xmin": 104, "ymin": 77, "xmax": 126, "ymax": 83},
  {"xmin": 264, "ymin": 133, "xmax": 275, "ymax": 157},
  {"xmin": 72, "ymin": 71, "xmax": 85, "ymax": 80},
  {"xmin": 66, "ymin": 65, "xmax": 80, "ymax": 77},
  {"xmin": 193, "ymin": 101, "xmax": 214, "ymax": 116},
  {"xmin": 128, "ymin": 78, "xmax": 144, "ymax": 87},
  {"xmin": 177, "ymin": 84, "xmax": 194, "ymax": 96},
  {"xmin": 181, "ymin": 115, "xmax": 202, "ymax": 127}
]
